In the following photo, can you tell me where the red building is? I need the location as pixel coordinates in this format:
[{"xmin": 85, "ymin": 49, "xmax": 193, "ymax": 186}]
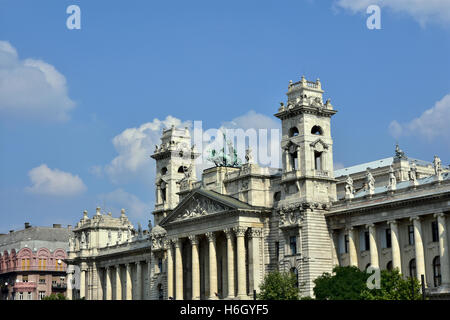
[{"xmin": 0, "ymin": 223, "xmax": 71, "ymax": 300}]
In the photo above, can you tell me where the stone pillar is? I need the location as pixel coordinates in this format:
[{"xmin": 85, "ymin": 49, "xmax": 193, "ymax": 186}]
[
  {"xmin": 234, "ymin": 226, "xmax": 247, "ymax": 299},
  {"xmin": 206, "ymin": 232, "xmax": 218, "ymax": 299},
  {"xmin": 189, "ymin": 235, "xmax": 200, "ymax": 300},
  {"xmin": 347, "ymin": 227, "xmax": 358, "ymax": 267},
  {"xmin": 149, "ymin": 255, "xmax": 155, "ymax": 299},
  {"xmin": 125, "ymin": 263, "xmax": 132, "ymax": 300},
  {"xmin": 80, "ymin": 267, "xmax": 86, "ymax": 299},
  {"xmin": 388, "ymin": 220, "xmax": 402, "ymax": 271},
  {"xmin": 367, "ymin": 224, "xmax": 379, "ymax": 268},
  {"xmin": 116, "ymin": 265, "xmax": 122, "ymax": 300},
  {"xmin": 284, "ymin": 149, "xmax": 290, "ymax": 172},
  {"xmin": 96, "ymin": 267, "xmax": 103, "ymax": 300},
  {"xmin": 136, "ymin": 261, "xmax": 142, "ymax": 300},
  {"xmin": 166, "ymin": 240, "xmax": 174, "ymax": 300},
  {"xmin": 296, "ymin": 146, "xmax": 301, "ymax": 171},
  {"xmin": 66, "ymin": 269, "xmax": 73, "ymax": 300},
  {"xmin": 248, "ymin": 228, "xmax": 262, "ymax": 295},
  {"xmin": 411, "ymin": 217, "xmax": 426, "ymax": 285},
  {"xmin": 224, "ymin": 228, "xmax": 235, "ymax": 299},
  {"xmin": 106, "ymin": 267, "xmax": 112, "ymax": 300},
  {"xmin": 435, "ymin": 213, "xmax": 450, "ymax": 286},
  {"xmin": 175, "ymin": 238, "xmax": 183, "ymax": 300}
]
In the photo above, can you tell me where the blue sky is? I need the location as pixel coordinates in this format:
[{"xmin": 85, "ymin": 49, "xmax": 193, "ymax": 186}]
[{"xmin": 0, "ymin": 0, "xmax": 449, "ymax": 233}]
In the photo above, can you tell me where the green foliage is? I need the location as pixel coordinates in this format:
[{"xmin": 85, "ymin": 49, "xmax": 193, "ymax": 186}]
[
  {"xmin": 257, "ymin": 271, "xmax": 299, "ymax": 300},
  {"xmin": 314, "ymin": 266, "xmax": 370, "ymax": 300},
  {"xmin": 42, "ymin": 293, "xmax": 67, "ymax": 300},
  {"xmin": 314, "ymin": 266, "xmax": 423, "ymax": 300},
  {"xmin": 361, "ymin": 269, "xmax": 422, "ymax": 300}
]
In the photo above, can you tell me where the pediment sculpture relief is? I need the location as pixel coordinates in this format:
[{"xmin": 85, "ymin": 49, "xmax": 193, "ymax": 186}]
[{"xmin": 177, "ymin": 196, "xmax": 229, "ymax": 221}]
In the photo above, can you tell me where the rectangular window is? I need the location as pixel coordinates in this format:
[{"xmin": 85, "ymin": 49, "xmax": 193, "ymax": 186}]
[
  {"xmin": 386, "ymin": 228, "xmax": 392, "ymax": 248},
  {"xmin": 275, "ymin": 241, "xmax": 280, "ymax": 260},
  {"xmin": 408, "ymin": 225, "xmax": 415, "ymax": 245},
  {"xmin": 38, "ymin": 291, "xmax": 46, "ymax": 300},
  {"xmin": 314, "ymin": 151, "xmax": 322, "ymax": 170},
  {"xmin": 22, "ymin": 275, "xmax": 28, "ymax": 283},
  {"xmin": 289, "ymin": 236, "xmax": 297, "ymax": 255},
  {"xmin": 364, "ymin": 231, "xmax": 370, "ymax": 251},
  {"xmin": 27, "ymin": 292, "xmax": 32, "ymax": 300},
  {"xmin": 344, "ymin": 235, "xmax": 349, "ymax": 253},
  {"xmin": 432, "ymin": 221, "xmax": 439, "ymax": 242},
  {"xmin": 39, "ymin": 275, "xmax": 46, "ymax": 284},
  {"xmin": 18, "ymin": 292, "xmax": 23, "ymax": 300}
]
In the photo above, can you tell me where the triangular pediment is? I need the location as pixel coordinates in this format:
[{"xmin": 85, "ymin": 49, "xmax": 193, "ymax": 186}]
[
  {"xmin": 310, "ymin": 138, "xmax": 329, "ymax": 150},
  {"xmin": 160, "ymin": 189, "xmax": 253, "ymax": 226}
]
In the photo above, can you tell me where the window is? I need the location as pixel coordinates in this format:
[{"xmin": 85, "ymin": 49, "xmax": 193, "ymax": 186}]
[
  {"xmin": 17, "ymin": 292, "xmax": 23, "ymax": 300},
  {"xmin": 433, "ymin": 256, "xmax": 441, "ymax": 287},
  {"xmin": 432, "ymin": 221, "xmax": 439, "ymax": 242},
  {"xmin": 39, "ymin": 275, "xmax": 46, "ymax": 284},
  {"xmin": 291, "ymin": 153, "xmax": 299, "ymax": 170},
  {"xmin": 290, "ymin": 267, "xmax": 299, "ymax": 288},
  {"xmin": 22, "ymin": 275, "xmax": 28, "ymax": 283},
  {"xmin": 289, "ymin": 236, "xmax": 297, "ymax": 255},
  {"xmin": 161, "ymin": 167, "xmax": 167, "ymax": 175},
  {"xmin": 385, "ymin": 228, "xmax": 392, "ymax": 249},
  {"xmin": 157, "ymin": 284, "xmax": 164, "ymax": 300},
  {"xmin": 158, "ymin": 258, "xmax": 163, "ymax": 273},
  {"xmin": 178, "ymin": 166, "xmax": 187, "ymax": 173},
  {"xmin": 38, "ymin": 291, "xmax": 46, "ymax": 300},
  {"xmin": 288, "ymin": 127, "xmax": 299, "ymax": 137},
  {"xmin": 386, "ymin": 261, "xmax": 393, "ymax": 271},
  {"xmin": 275, "ymin": 242, "xmax": 280, "ymax": 260},
  {"xmin": 408, "ymin": 225, "xmax": 415, "ymax": 245},
  {"xmin": 273, "ymin": 192, "xmax": 281, "ymax": 202},
  {"xmin": 344, "ymin": 234, "xmax": 349, "ymax": 254},
  {"xmin": 314, "ymin": 151, "xmax": 322, "ymax": 170},
  {"xmin": 364, "ymin": 231, "xmax": 370, "ymax": 251},
  {"xmin": 409, "ymin": 259, "xmax": 417, "ymax": 278},
  {"xmin": 311, "ymin": 125, "xmax": 323, "ymax": 135},
  {"xmin": 27, "ymin": 292, "xmax": 32, "ymax": 300},
  {"xmin": 161, "ymin": 186, "xmax": 166, "ymax": 202}
]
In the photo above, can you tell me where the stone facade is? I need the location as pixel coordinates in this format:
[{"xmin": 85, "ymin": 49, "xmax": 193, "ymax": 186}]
[{"xmin": 66, "ymin": 76, "xmax": 450, "ymax": 300}]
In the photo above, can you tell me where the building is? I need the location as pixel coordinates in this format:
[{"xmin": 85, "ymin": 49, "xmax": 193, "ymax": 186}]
[
  {"xmin": 0, "ymin": 223, "xmax": 74, "ymax": 300},
  {"xmin": 66, "ymin": 76, "xmax": 450, "ymax": 300}
]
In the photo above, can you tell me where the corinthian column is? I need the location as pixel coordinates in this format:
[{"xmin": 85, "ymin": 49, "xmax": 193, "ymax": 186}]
[
  {"xmin": 434, "ymin": 213, "xmax": 449, "ymax": 286},
  {"xmin": 166, "ymin": 240, "xmax": 174, "ymax": 300},
  {"xmin": 224, "ymin": 228, "xmax": 235, "ymax": 299},
  {"xmin": 366, "ymin": 224, "xmax": 379, "ymax": 268},
  {"xmin": 116, "ymin": 265, "xmax": 122, "ymax": 300},
  {"xmin": 80, "ymin": 267, "xmax": 86, "ymax": 299},
  {"xmin": 411, "ymin": 217, "xmax": 426, "ymax": 285},
  {"xmin": 206, "ymin": 232, "xmax": 218, "ymax": 299},
  {"xmin": 189, "ymin": 235, "xmax": 200, "ymax": 300},
  {"xmin": 347, "ymin": 227, "xmax": 358, "ymax": 267},
  {"xmin": 388, "ymin": 220, "xmax": 402, "ymax": 271},
  {"xmin": 175, "ymin": 239, "xmax": 183, "ymax": 300},
  {"xmin": 125, "ymin": 263, "xmax": 132, "ymax": 300},
  {"xmin": 233, "ymin": 226, "xmax": 247, "ymax": 299},
  {"xmin": 106, "ymin": 267, "xmax": 112, "ymax": 300},
  {"xmin": 136, "ymin": 262, "xmax": 142, "ymax": 300}
]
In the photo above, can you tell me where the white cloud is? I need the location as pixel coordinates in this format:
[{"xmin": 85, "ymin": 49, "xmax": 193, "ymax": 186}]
[
  {"xmin": 97, "ymin": 115, "xmax": 191, "ymax": 184},
  {"xmin": 0, "ymin": 40, "xmax": 75, "ymax": 122},
  {"xmin": 335, "ymin": 0, "xmax": 450, "ymax": 26},
  {"xmin": 25, "ymin": 164, "xmax": 86, "ymax": 196},
  {"xmin": 389, "ymin": 94, "xmax": 450, "ymax": 141},
  {"xmin": 97, "ymin": 188, "xmax": 148, "ymax": 218}
]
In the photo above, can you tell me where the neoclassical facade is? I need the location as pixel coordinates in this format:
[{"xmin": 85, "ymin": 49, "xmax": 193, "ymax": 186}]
[{"xmin": 66, "ymin": 76, "xmax": 450, "ymax": 300}]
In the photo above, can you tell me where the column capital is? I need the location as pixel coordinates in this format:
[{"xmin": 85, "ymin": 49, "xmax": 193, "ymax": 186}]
[
  {"xmin": 188, "ymin": 235, "xmax": 199, "ymax": 245},
  {"xmin": 233, "ymin": 226, "xmax": 247, "ymax": 237},
  {"xmin": 248, "ymin": 228, "xmax": 263, "ymax": 238},
  {"xmin": 205, "ymin": 232, "xmax": 216, "ymax": 242},
  {"xmin": 434, "ymin": 212, "xmax": 445, "ymax": 219},
  {"xmin": 135, "ymin": 261, "xmax": 141, "ymax": 266},
  {"xmin": 410, "ymin": 216, "xmax": 421, "ymax": 222},
  {"xmin": 387, "ymin": 220, "xmax": 398, "ymax": 226},
  {"xmin": 224, "ymin": 228, "xmax": 234, "ymax": 239},
  {"xmin": 164, "ymin": 238, "xmax": 175, "ymax": 249},
  {"xmin": 365, "ymin": 223, "xmax": 375, "ymax": 229},
  {"xmin": 345, "ymin": 226, "xmax": 354, "ymax": 232},
  {"xmin": 174, "ymin": 238, "xmax": 183, "ymax": 248}
]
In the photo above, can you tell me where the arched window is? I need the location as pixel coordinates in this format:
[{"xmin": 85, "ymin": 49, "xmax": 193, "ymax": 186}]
[
  {"xmin": 273, "ymin": 192, "xmax": 281, "ymax": 202},
  {"xmin": 290, "ymin": 267, "xmax": 299, "ymax": 288},
  {"xmin": 433, "ymin": 256, "xmax": 441, "ymax": 287},
  {"xmin": 409, "ymin": 259, "xmax": 416, "ymax": 278},
  {"xmin": 178, "ymin": 166, "xmax": 187, "ymax": 173},
  {"xmin": 161, "ymin": 185, "xmax": 166, "ymax": 202},
  {"xmin": 161, "ymin": 167, "xmax": 167, "ymax": 175},
  {"xmin": 288, "ymin": 127, "xmax": 299, "ymax": 137},
  {"xmin": 386, "ymin": 261, "xmax": 393, "ymax": 271},
  {"xmin": 311, "ymin": 125, "xmax": 323, "ymax": 135}
]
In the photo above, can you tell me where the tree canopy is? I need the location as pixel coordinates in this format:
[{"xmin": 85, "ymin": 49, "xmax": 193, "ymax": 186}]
[{"xmin": 257, "ymin": 271, "xmax": 300, "ymax": 300}]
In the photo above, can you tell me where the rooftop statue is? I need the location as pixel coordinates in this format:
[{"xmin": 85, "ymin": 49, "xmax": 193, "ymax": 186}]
[
  {"xmin": 206, "ymin": 132, "xmax": 242, "ymax": 168},
  {"xmin": 394, "ymin": 143, "xmax": 407, "ymax": 160}
]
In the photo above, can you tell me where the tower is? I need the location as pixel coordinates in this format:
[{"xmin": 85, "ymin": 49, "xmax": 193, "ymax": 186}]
[
  {"xmin": 151, "ymin": 125, "xmax": 199, "ymax": 225},
  {"xmin": 274, "ymin": 76, "xmax": 338, "ymax": 297}
]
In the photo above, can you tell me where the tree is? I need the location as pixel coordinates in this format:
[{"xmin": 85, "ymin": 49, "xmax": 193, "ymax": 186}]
[
  {"xmin": 314, "ymin": 266, "xmax": 369, "ymax": 300},
  {"xmin": 257, "ymin": 271, "xmax": 299, "ymax": 300},
  {"xmin": 361, "ymin": 269, "xmax": 422, "ymax": 300},
  {"xmin": 42, "ymin": 293, "xmax": 67, "ymax": 300}
]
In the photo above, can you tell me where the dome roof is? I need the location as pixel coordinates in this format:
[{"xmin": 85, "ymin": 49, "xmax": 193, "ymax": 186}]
[{"xmin": 150, "ymin": 224, "xmax": 166, "ymax": 235}]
